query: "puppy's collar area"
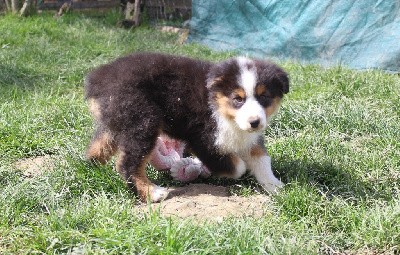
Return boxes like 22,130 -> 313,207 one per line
212,110 -> 263,154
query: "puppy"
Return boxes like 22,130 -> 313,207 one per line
85,52 -> 289,202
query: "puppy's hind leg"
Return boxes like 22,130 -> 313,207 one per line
86,126 -> 117,165
86,97 -> 118,164
116,127 -> 169,203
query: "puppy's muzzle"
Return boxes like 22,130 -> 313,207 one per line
249,118 -> 260,129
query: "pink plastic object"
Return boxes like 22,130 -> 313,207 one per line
149,134 -> 185,170
170,157 -> 211,182
149,134 -> 211,182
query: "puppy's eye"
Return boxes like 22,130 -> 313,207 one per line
233,96 -> 244,103
258,94 -> 271,105
232,96 -> 245,108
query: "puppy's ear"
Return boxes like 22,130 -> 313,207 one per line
206,62 -> 226,89
207,58 -> 239,89
206,76 -> 224,89
273,70 -> 289,95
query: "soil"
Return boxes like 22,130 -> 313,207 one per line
14,155 -> 58,177
138,183 -> 272,222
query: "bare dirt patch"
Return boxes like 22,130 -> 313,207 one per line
138,183 -> 272,222
14,155 -> 59,177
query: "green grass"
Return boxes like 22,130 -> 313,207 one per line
1,11 -> 399,254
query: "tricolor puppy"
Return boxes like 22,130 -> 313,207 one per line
85,52 -> 289,202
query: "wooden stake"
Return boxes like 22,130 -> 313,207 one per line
132,0 -> 140,26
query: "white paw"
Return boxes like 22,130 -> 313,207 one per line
261,178 -> 284,194
149,185 -> 169,202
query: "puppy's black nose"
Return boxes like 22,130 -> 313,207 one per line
250,119 -> 260,128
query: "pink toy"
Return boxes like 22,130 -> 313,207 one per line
149,134 -> 211,182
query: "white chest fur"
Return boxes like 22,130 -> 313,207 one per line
213,113 -> 261,155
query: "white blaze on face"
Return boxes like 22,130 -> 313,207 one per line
235,57 -> 267,131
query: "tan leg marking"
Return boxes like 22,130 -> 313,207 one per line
246,144 -> 284,193
218,155 -> 246,179
250,145 -> 267,158
117,152 -> 168,202
86,131 -> 117,164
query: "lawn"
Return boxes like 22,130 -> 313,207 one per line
0,11 -> 399,254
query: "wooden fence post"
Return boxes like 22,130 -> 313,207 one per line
133,0 -> 140,26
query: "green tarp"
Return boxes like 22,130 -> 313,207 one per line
189,0 -> 400,72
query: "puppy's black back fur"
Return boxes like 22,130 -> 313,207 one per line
86,53 -> 236,177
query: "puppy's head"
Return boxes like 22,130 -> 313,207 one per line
207,57 -> 289,132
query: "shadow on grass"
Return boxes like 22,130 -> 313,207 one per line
274,157 -> 394,202
0,63 -> 47,90
146,156 -> 392,201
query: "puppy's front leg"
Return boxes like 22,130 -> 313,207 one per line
244,143 -> 284,193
